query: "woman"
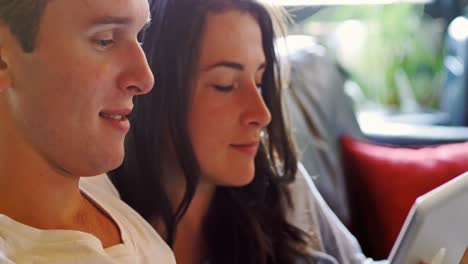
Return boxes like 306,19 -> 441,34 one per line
109,0 -> 375,263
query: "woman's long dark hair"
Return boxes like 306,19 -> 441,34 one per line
110,0 -> 313,263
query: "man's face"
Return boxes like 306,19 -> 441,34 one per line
0,0 -> 154,176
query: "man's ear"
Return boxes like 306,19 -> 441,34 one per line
0,24 -> 13,93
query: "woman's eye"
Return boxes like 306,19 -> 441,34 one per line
213,85 -> 234,93
256,84 -> 263,91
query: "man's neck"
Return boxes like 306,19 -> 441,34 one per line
0,132 -> 123,248
0,107 -> 122,248
0,125 -> 83,230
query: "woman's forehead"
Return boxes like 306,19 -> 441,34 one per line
198,10 -> 265,68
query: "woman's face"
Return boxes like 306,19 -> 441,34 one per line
189,10 -> 271,187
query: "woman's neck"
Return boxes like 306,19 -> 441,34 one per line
159,162 -> 216,264
173,182 -> 215,264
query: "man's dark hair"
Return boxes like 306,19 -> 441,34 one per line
0,0 -> 48,52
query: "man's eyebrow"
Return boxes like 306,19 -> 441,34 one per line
89,16 -> 134,27
203,61 -> 266,72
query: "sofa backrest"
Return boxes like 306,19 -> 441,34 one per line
284,37 -> 364,226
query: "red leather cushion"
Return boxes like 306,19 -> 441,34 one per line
341,135 -> 468,259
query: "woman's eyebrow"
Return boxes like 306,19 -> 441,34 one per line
257,63 -> 266,72
203,61 -> 244,72
203,61 -> 267,72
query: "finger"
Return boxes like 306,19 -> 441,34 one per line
430,248 -> 446,264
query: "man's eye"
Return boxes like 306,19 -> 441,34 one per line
94,39 -> 115,49
213,85 -> 234,93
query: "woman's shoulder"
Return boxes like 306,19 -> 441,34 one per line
286,163 -> 324,242
287,163 -> 321,214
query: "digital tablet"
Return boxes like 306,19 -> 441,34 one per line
388,171 -> 468,264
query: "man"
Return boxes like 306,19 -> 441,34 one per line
0,0 -> 175,263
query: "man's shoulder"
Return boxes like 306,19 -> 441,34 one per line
0,225 -> 14,264
0,214 -> 101,264
79,176 -> 176,264
79,176 -> 155,239
81,175 -> 120,198
0,249 -> 14,264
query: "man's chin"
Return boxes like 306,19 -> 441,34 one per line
77,153 -> 124,177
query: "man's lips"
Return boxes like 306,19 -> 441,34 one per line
99,108 -> 132,133
99,108 -> 132,120
230,142 -> 260,156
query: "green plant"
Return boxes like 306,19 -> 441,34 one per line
304,4 -> 445,109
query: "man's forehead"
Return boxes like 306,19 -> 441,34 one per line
36,0 -> 151,36
83,0 -> 149,16
46,0 -> 150,22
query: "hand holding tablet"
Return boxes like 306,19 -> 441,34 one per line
388,172 -> 468,264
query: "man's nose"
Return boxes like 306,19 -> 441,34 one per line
119,41 -> 155,96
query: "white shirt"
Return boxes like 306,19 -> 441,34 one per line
0,177 -> 176,264
287,164 -> 375,264
94,168 -> 381,264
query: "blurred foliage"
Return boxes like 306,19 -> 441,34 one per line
302,4 -> 445,109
